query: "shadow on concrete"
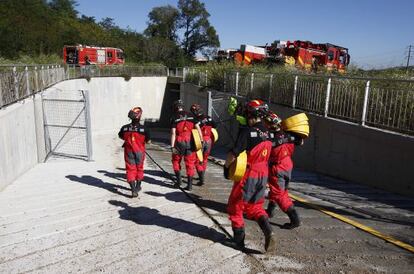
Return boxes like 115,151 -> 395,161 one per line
97,170 -> 126,182
108,199 -> 261,254
145,191 -> 227,214
66,175 -> 131,198
108,199 -> 227,245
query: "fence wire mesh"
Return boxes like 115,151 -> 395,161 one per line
42,89 -> 89,160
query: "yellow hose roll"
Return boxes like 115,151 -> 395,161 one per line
286,124 -> 310,138
229,151 -> 247,182
211,128 -> 219,143
192,129 -> 202,151
282,113 -> 309,129
196,149 -> 203,162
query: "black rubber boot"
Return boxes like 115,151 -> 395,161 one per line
281,206 -> 300,229
136,180 -> 142,193
197,171 -> 205,186
129,181 -> 138,198
266,201 -> 277,218
258,216 -> 276,252
232,227 -> 245,250
174,171 -> 181,188
185,176 -> 193,191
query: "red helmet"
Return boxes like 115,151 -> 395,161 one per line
245,99 -> 268,118
190,103 -> 203,117
128,107 -> 142,121
264,111 -> 282,129
173,100 -> 184,113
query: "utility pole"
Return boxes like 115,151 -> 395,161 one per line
406,45 -> 412,71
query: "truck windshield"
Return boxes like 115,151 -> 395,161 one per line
339,52 -> 348,65
117,51 -> 124,59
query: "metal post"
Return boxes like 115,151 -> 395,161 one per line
235,72 -> 239,96
47,65 -> 50,86
175,68 -> 178,77
13,66 -> 19,99
83,90 -> 93,161
183,67 -> 186,82
34,66 -> 39,91
198,72 -> 201,86
41,66 -> 44,89
205,70 -> 208,86
223,72 -> 227,92
292,75 -> 298,108
324,78 -> 332,117
268,74 -> 273,103
207,91 -> 212,117
361,80 -> 370,126
250,73 -> 254,93
0,76 -> 3,107
25,66 -> 30,96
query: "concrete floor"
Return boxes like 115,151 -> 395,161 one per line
0,133 -> 413,273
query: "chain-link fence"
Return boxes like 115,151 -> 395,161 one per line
185,69 -> 414,135
42,89 -> 92,161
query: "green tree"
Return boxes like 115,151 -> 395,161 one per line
144,5 -> 180,41
178,0 -> 220,56
48,0 -> 78,18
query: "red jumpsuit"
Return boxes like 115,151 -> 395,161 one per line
171,112 -> 197,177
118,123 -> 150,183
268,132 -> 297,212
227,123 -> 272,229
195,115 -> 216,173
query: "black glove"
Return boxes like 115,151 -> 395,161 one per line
223,166 -> 230,179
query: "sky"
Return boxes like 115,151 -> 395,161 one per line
76,0 -> 414,69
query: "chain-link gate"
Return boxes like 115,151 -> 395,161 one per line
42,89 -> 92,161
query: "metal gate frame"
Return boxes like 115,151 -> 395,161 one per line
42,89 -> 92,161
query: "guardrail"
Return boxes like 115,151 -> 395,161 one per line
0,65 -> 168,109
185,70 -> 414,136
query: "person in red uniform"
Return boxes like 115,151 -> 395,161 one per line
171,100 -> 203,190
118,107 -> 151,198
223,100 -> 276,252
190,104 -> 217,186
264,111 -> 303,229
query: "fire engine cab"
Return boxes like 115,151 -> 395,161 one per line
63,45 -> 125,66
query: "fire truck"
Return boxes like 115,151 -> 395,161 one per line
216,40 -> 350,72
63,45 -> 125,66
281,40 -> 350,73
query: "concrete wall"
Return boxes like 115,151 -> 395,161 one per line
0,98 -> 39,190
181,84 -> 414,197
0,76 -> 168,191
49,77 -> 168,135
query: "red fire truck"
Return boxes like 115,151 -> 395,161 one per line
282,40 -> 350,73
63,45 -> 125,66
216,40 -> 350,72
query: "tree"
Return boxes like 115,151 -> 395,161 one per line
144,5 -> 180,41
178,0 -> 219,56
99,17 -> 116,31
48,0 -> 78,18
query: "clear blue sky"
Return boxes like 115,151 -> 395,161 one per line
76,0 -> 414,69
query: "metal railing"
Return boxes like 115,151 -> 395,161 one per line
184,70 -> 414,135
0,65 -> 168,109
